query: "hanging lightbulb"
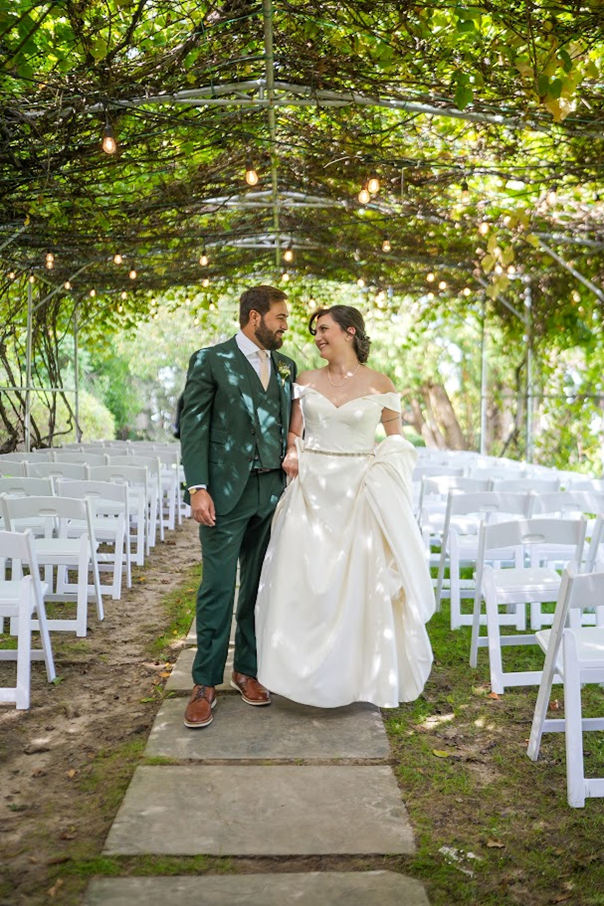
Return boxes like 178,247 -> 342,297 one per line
121,290 -> 127,300
283,240 -> 294,263
460,180 -> 470,203
118,304 -> 123,312
129,268 -> 137,280
281,271 -> 290,283
245,156 -> 259,186
427,291 -> 435,300
113,253 -> 123,265
507,264 -> 516,275
202,277 -> 210,288
199,248 -> 209,267
209,303 -> 216,311
381,236 -> 391,253
185,297 -> 191,305
478,221 -> 489,235
426,272 -> 435,283
494,264 -> 503,275
367,174 -> 380,194
462,287 -> 471,296
438,280 -> 447,290
102,124 -> 117,154
357,277 -> 366,288
28,274 -> 35,283
547,184 -> 558,206
8,271 -> 15,280
45,251 -> 54,269
90,288 -> 96,297
358,185 -> 371,204
64,280 -> 72,290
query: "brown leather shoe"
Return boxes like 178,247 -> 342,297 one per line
183,684 -> 217,728
230,671 -> 271,706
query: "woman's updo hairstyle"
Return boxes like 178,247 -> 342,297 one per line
309,305 -> 371,364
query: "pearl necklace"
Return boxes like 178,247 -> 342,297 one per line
326,361 -> 361,387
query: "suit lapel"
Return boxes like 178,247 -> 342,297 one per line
272,352 -> 291,431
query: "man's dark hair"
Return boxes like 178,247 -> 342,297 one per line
239,285 -> 287,327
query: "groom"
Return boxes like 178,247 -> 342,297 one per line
179,285 -> 297,728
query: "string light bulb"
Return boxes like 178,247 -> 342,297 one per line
245,156 -> 259,186
358,185 -> 371,204
102,124 -> 117,155
507,264 -> 516,275
426,272 -> 435,283
460,180 -> 470,203
357,278 -> 366,288
202,277 -> 210,288
281,271 -> 290,283
438,280 -> 447,290
283,240 -> 294,263
367,174 -> 380,194
199,247 -> 209,267
121,290 -> 127,300
28,274 -> 35,283
45,251 -> 54,269
8,270 -> 15,280
113,253 -> 123,265
547,184 -> 558,206
381,236 -> 391,253
64,280 -> 72,290
90,288 -> 96,297
462,287 -> 471,296
129,268 -> 137,280
479,222 -> 489,235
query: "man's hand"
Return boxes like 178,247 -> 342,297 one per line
282,445 -> 299,479
190,488 -> 216,526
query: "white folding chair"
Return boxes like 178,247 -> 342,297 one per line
470,517 -> 587,694
52,451 -> 108,466
55,479 -> 130,598
0,477 -> 55,535
0,529 -> 56,709
0,459 -> 28,477
27,461 -> 90,486
0,495 -> 104,637
105,455 -> 162,545
527,567 -> 604,807
492,477 -> 561,493
436,491 -> 534,629
88,465 -> 148,565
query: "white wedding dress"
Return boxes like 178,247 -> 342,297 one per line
255,386 -> 435,708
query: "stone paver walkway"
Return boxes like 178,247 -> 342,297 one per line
83,620 -> 431,905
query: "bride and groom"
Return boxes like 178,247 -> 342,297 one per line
179,284 -> 435,728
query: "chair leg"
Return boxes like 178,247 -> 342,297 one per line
75,545 -> 89,637
15,582 -> 32,709
527,653 -> 556,761
563,633 -> 586,807
469,588 -> 482,668
34,589 -> 56,683
484,581 -> 506,695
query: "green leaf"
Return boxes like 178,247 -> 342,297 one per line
454,83 -> 473,110
456,19 -> 476,33
537,73 -> 550,96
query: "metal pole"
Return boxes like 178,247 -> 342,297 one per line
73,305 -> 81,442
262,0 -> 282,267
479,298 -> 488,455
25,279 -> 33,452
524,280 -> 533,463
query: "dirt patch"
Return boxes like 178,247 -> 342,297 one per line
0,520 -> 201,905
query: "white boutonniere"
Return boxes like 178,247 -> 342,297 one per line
277,361 -> 292,381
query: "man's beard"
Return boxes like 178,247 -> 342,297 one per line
254,316 -> 284,350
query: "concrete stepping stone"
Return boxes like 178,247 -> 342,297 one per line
165,647 -> 234,693
84,872 -> 430,905
185,617 -> 235,647
145,696 -> 389,760
103,765 -> 415,856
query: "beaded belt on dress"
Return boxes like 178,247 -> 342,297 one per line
303,447 -> 375,457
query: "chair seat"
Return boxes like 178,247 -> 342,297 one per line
0,579 -> 49,604
492,566 -> 561,596
536,627 -> 604,668
33,538 -> 89,559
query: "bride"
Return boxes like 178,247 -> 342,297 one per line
255,304 -> 435,708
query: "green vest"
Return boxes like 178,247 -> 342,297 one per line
244,360 -> 283,470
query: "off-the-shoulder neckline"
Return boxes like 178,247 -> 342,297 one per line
297,385 -> 399,410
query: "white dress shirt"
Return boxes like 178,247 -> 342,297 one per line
236,331 -> 272,381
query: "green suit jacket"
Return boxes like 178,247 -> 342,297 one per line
180,336 -> 298,515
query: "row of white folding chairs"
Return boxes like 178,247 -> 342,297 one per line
0,494 -> 104,638
0,528 -> 56,709
0,472 -> 146,574
433,489 -> 604,630
2,449 -> 181,533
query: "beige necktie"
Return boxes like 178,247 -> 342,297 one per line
258,349 -> 270,390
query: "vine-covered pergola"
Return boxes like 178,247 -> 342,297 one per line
2,1 -> 604,452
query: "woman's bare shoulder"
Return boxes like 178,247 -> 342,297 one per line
296,368 -> 324,386
361,366 -> 397,394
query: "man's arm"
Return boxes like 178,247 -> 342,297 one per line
180,348 -> 215,493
